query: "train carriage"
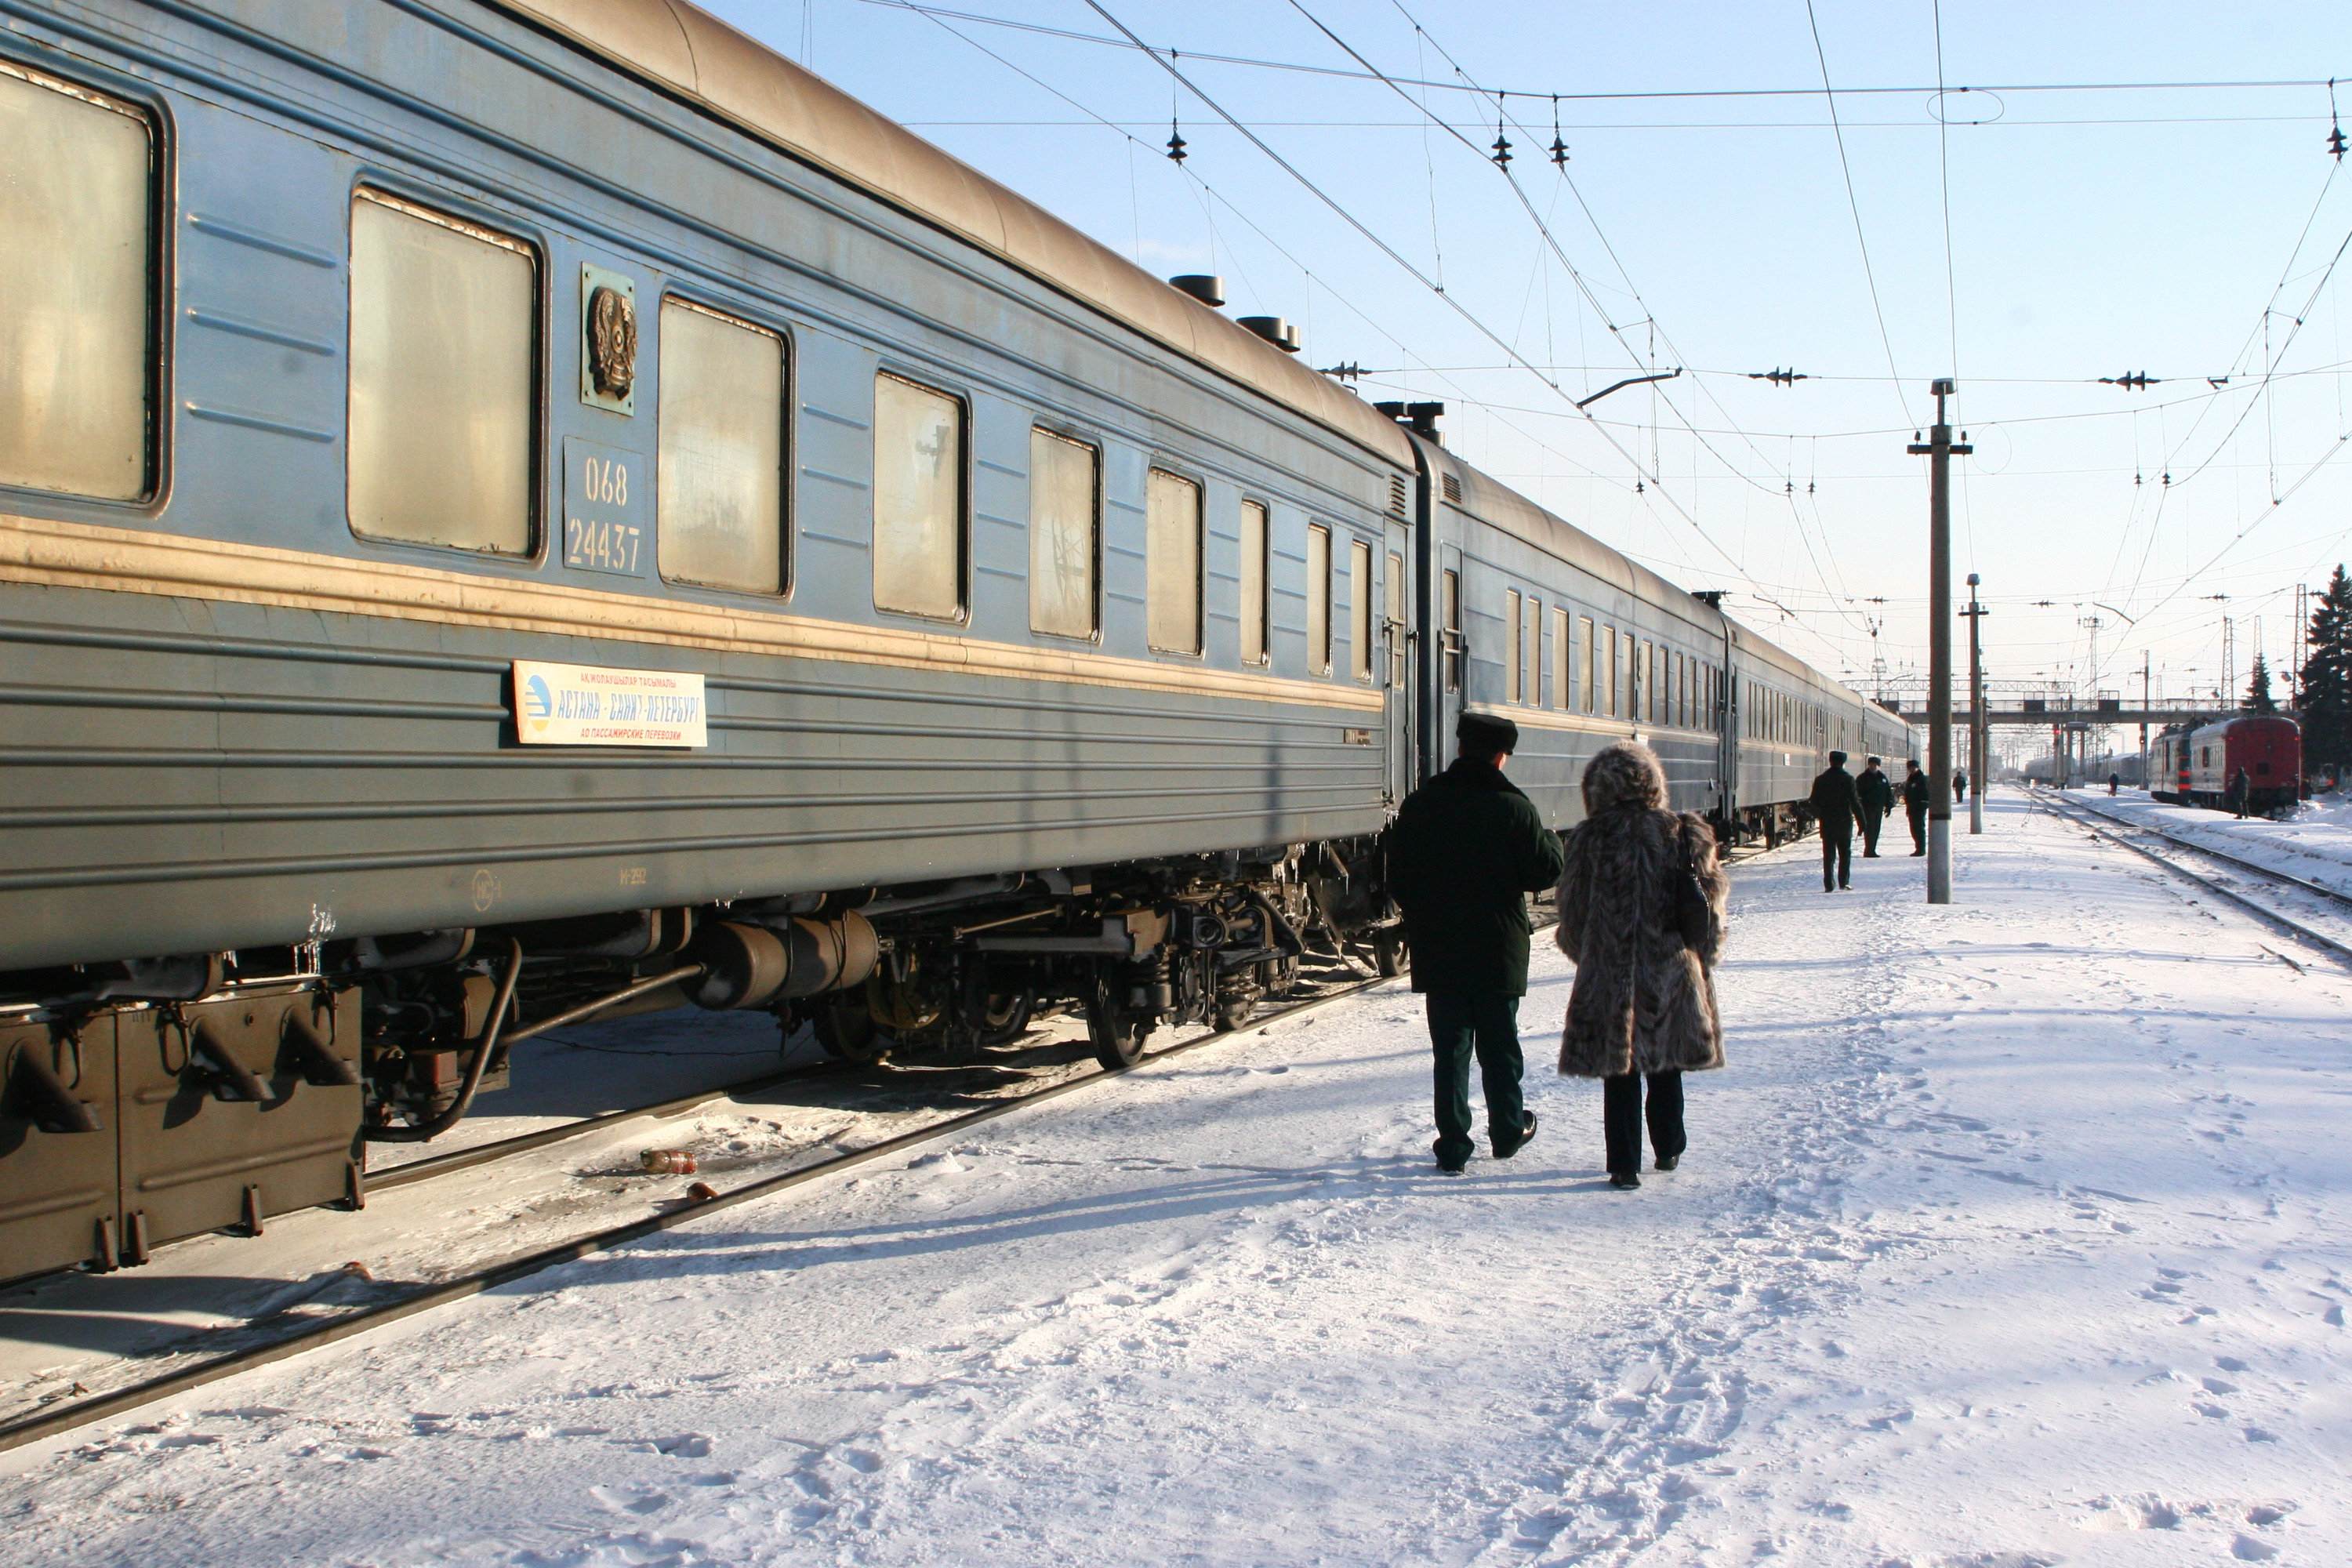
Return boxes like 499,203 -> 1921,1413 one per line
0,0 -> 1414,1281
2,0 -> 1916,1288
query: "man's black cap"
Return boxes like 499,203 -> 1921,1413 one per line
1457,712 -> 1519,756
1829,750 -> 1848,767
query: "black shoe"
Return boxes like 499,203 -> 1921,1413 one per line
1823,884 -> 1835,894
1609,1171 -> 1641,1190
1910,848 -> 1926,856
1863,851 -> 1879,857
1655,1153 -> 1680,1171
1839,882 -> 1850,891
1437,1160 -> 1465,1174
1494,1111 -> 1538,1160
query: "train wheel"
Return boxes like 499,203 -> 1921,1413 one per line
811,996 -> 890,1065
1087,977 -> 1149,1071
1373,928 -> 1407,978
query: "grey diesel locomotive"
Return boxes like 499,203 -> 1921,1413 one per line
0,0 -> 1908,1282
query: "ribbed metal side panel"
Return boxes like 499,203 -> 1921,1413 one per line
0,584 -> 1389,969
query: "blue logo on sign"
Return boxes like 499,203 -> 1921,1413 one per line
524,674 -> 554,724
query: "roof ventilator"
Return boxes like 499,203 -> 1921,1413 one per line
1237,316 -> 1301,354
1168,274 -> 1225,307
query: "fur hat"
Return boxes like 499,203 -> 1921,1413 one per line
1582,740 -> 1668,813
1828,750 -> 1848,767
1457,711 -> 1519,757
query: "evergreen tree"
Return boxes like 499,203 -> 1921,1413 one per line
2300,564 -> 2352,782
2244,653 -> 2277,713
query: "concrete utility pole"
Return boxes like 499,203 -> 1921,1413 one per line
1963,574 -> 1987,833
1909,380 -> 1970,903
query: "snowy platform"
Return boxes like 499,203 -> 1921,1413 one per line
2062,787 -> 2352,898
3,788 -> 2347,1565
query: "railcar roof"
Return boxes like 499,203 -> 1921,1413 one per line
488,0 -> 1414,470
1433,440 -> 1877,705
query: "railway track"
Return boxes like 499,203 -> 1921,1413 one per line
2033,789 -> 2352,967
0,963 -> 1402,1455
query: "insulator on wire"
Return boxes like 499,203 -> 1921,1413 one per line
1491,129 -> 1512,168
1166,124 -> 1187,164
1551,135 -> 1570,165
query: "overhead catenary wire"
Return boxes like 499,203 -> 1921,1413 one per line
854,3 -> 2351,107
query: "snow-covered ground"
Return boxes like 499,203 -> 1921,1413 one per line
2066,789 -> 2352,897
4,786 -> 2348,1566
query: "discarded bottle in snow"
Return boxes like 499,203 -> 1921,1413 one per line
639,1149 -> 697,1174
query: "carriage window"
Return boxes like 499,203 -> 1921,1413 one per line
658,299 -> 785,593
1240,500 -> 1270,666
1503,590 -> 1521,702
1350,538 -> 1374,683
1604,626 -> 1619,717
1552,607 -> 1570,709
1029,428 -> 1098,638
1523,596 -> 1541,706
350,193 -> 536,553
0,64 -> 152,500
1148,468 -> 1202,655
1387,550 -> 1405,688
1443,570 -> 1462,691
1305,524 -> 1333,674
873,372 -> 965,619
1581,617 -> 1596,713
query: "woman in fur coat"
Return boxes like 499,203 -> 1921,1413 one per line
1554,741 -> 1730,1189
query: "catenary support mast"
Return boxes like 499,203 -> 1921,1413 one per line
1911,381 -> 1970,902
1964,573 -> 1987,834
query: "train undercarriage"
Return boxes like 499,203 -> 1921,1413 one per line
0,838 -> 1400,1286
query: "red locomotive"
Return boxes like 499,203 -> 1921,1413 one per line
2153,715 -> 2303,813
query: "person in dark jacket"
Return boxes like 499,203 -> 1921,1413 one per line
1856,757 -> 1895,857
1807,751 -> 1860,891
1901,759 -> 1930,855
1387,712 -> 1567,1173
2229,767 -> 2252,818
1555,742 -> 1729,1189
2109,771 -> 2120,796
1952,767 -> 1969,804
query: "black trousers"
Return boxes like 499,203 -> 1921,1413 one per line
1820,817 -> 1853,889
1906,804 -> 1927,851
1604,1070 -> 1686,1174
1859,808 -> 1884,855
1425,991 -> 1524,1167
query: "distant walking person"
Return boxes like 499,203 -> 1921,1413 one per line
1901,759 -> 1930,855
1952,767 -> 1969,804
1554,742 -> 1728,1190
1387,713 -> 1566,1174
1857,756 -> 1895,857
2229,766 -> 2253,818
2109,771 -> 2121,796
1809,750 -> 1860,891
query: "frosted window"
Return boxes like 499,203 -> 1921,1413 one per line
1029,427 -> 1097,637
0,66 -> 151,499
1523,596 -> 1541,705
873,372 -> 964,618
1581,618 -> 1596,713
1503,590 -> 1520,702
1387,551 -> 1406,688
1350,539 -> 1374,683
1306,524 -> 1333,674
1147,469 -> 1201,655
350,196 -> 535,553
1442,571 -> 1461,691
658,299 -> 784,593
1552,607 -> 1570,709
1240,500 -> 1269,666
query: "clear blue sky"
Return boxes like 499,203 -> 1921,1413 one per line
707,0 -> 2352,710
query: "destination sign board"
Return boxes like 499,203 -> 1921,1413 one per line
511,660 -> 706,748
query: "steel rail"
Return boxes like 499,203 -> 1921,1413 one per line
2060,797 -> 2352,910
0,968 -> 1400,1455
2032,789 -> 2352,967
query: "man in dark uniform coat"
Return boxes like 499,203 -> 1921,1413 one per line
1808,750 -> 1860,891
2229,767 -> 2253,818
1856,756 -> 1895,857
1387,713 -> 1566,1173
1901,759 -> 1930,855
1952,767 -> 1969,803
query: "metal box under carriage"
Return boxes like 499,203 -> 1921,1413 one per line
1,990 -> 362,1279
